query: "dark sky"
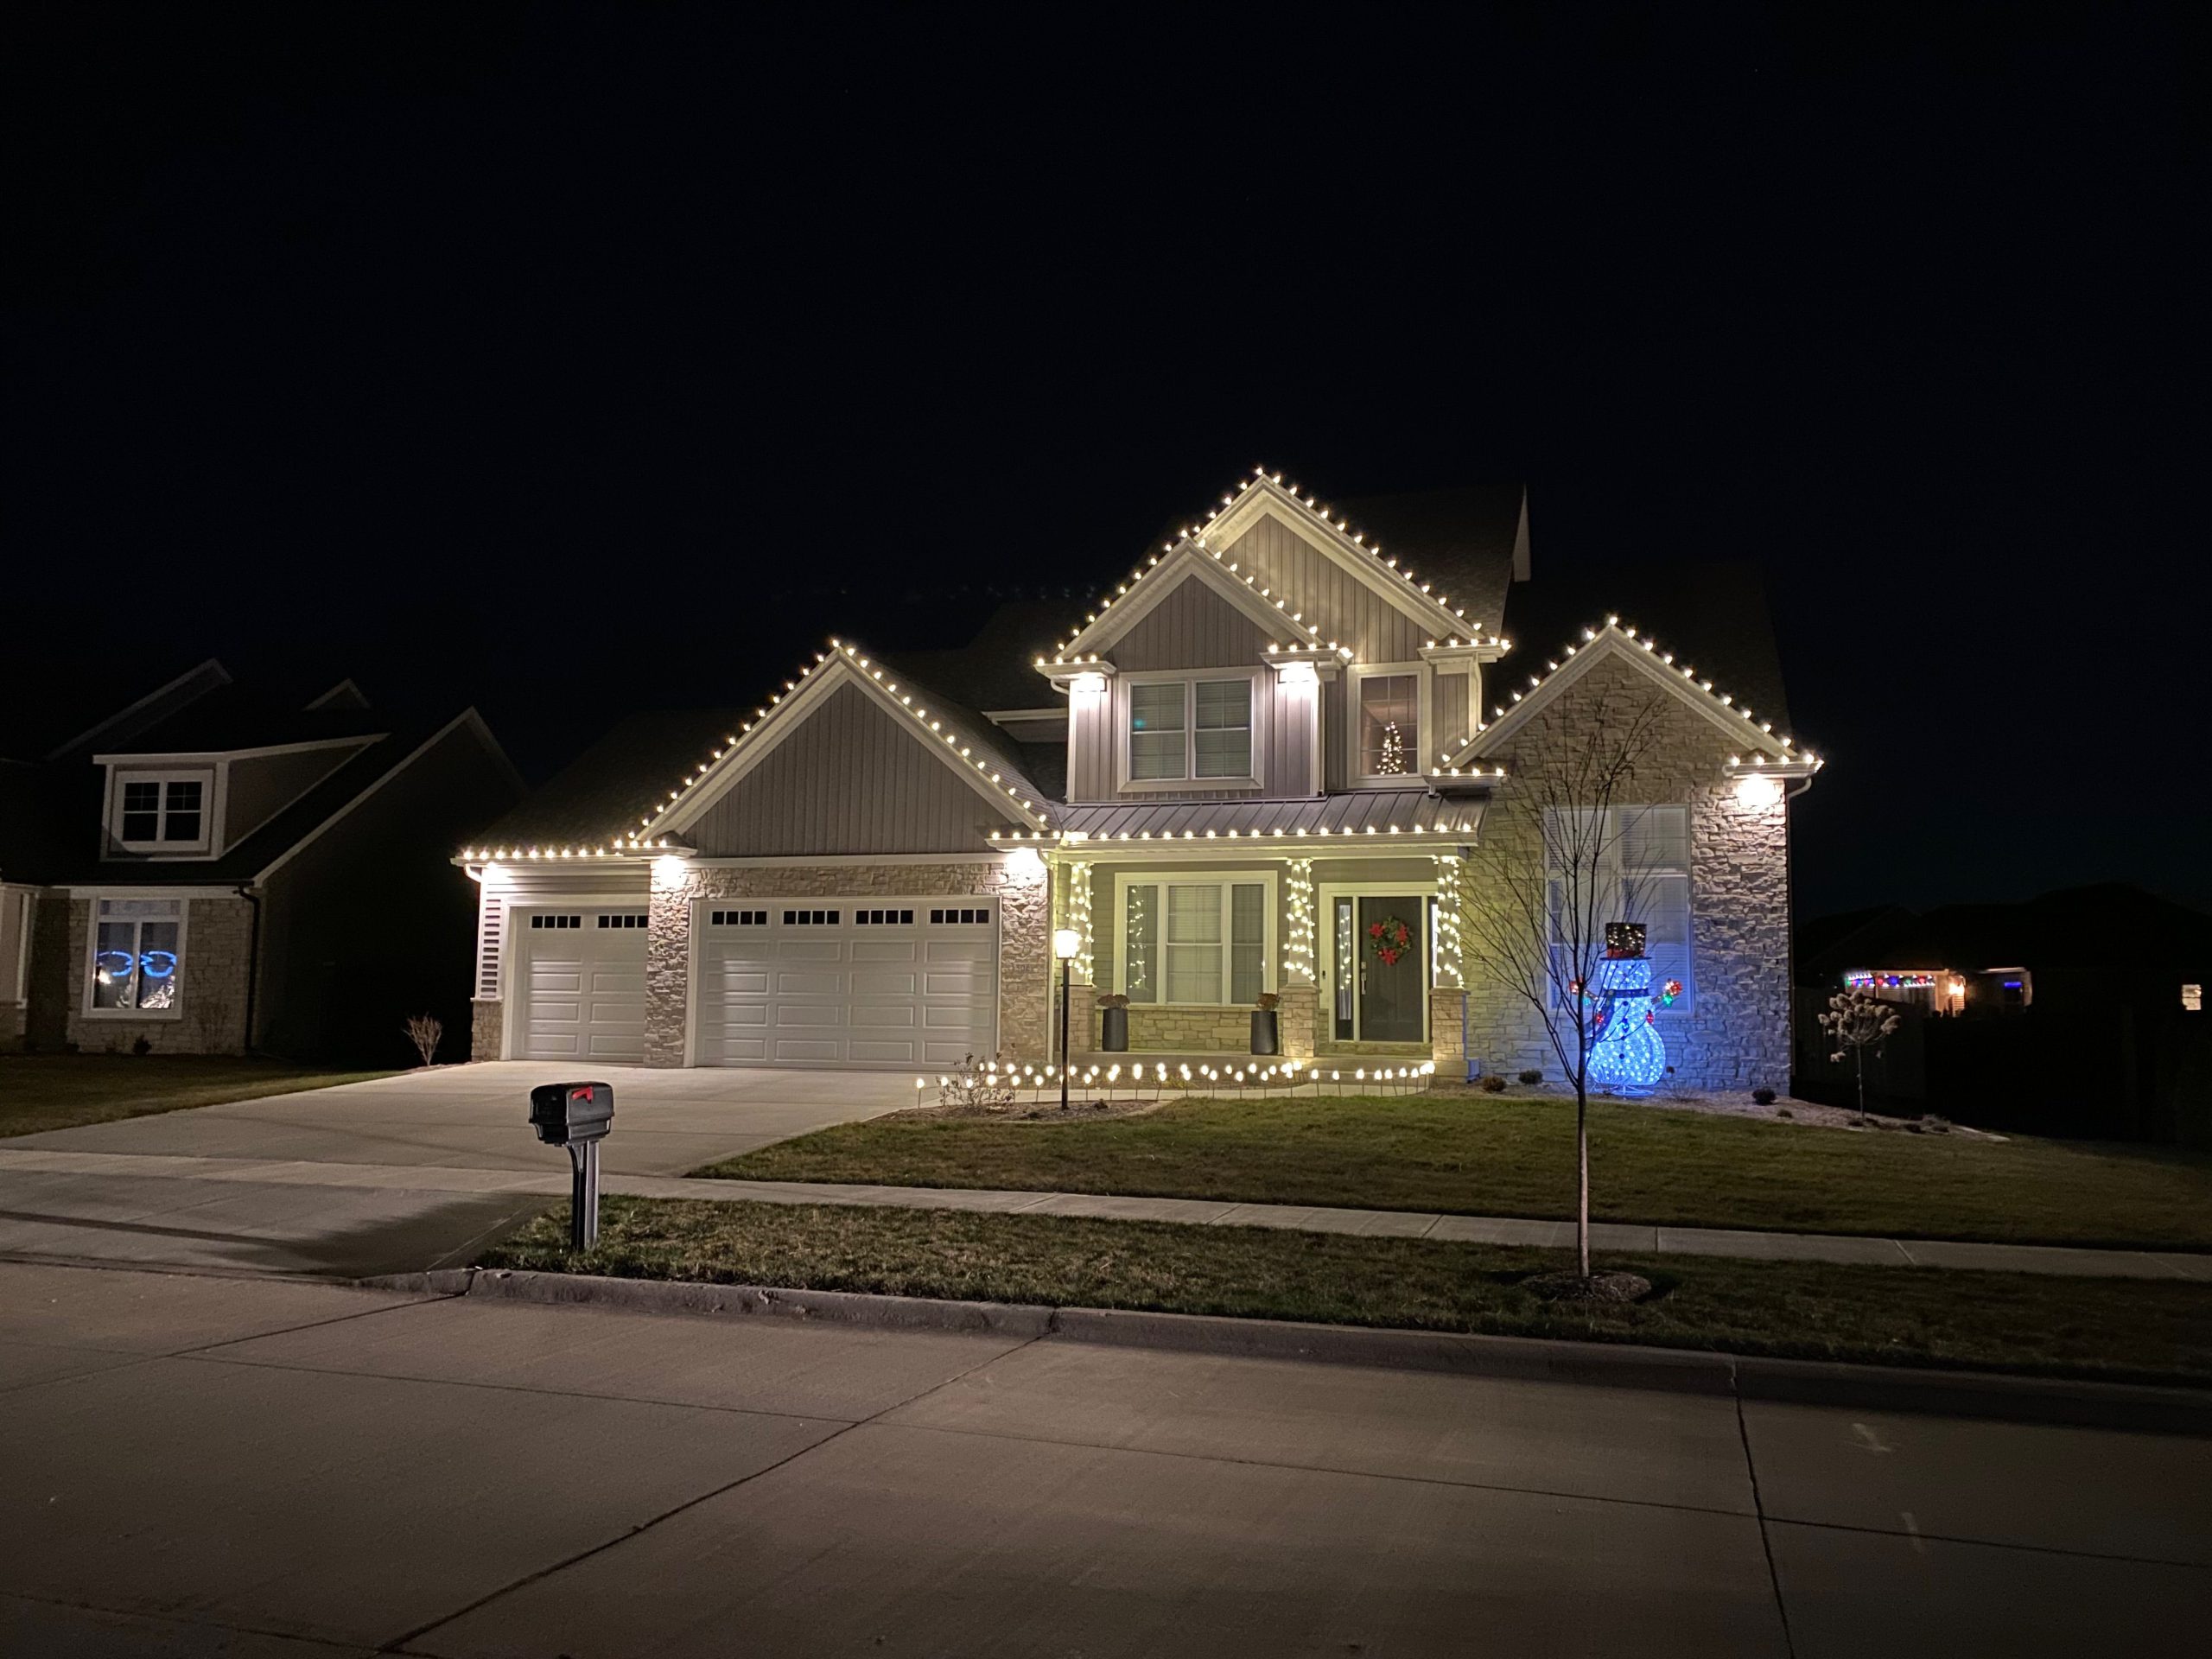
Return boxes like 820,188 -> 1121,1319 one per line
4,4 -> 2204,918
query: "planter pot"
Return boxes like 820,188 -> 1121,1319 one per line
1099,1007 -> 1128,1052
1249,1010 -> 1280,1056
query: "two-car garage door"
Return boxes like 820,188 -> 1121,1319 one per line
696,899 -> 997,1067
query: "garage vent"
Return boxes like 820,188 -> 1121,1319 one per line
930,907 -> 991,925
710,909 -> 768,926
855,908 -> 914,925
474,891 -> 504,999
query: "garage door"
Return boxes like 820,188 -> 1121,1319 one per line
696,900 -> 997,1067
514,908 -> 649,1061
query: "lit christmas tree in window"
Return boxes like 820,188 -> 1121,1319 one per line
1377,720 -> 1405,775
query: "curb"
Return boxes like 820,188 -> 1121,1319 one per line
357,1268 -> 2212,1434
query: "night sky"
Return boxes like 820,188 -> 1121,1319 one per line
5,6 -> 2202,918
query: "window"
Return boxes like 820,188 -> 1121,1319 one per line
88,898 -> 185,1015
929,906 -> 990,925
1357,674 -> 1420,779
854,908 -> 914,925
1126,677 -> 1254,783
1544,805 -> 1694,1011
1119,877 -> 1271,1004
710,910 -> 768,926
530,914 -> 582,930
114,773 -> 208,849
782,909 -> 841,925
596,912 -> 647,929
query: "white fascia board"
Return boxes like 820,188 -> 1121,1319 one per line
94,735 -> 382,766
1053,543 -> 1324,661
1446,630 -> 1793,768
1197,479 -> 1469,639
658,656 -> 1043,838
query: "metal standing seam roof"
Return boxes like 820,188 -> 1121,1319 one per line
1053,790 -> 1484,843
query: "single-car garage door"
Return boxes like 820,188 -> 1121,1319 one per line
514,908 -> 649,1061
696,899 -> 997,1067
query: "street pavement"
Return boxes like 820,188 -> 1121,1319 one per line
0,1259 -> 2204,1656
0,1063 -> 915,1274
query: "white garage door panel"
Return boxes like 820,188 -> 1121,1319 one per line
696,899 -> 997,1068
516,911 -> 650,1063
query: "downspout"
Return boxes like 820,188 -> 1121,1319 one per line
234,884 -> 263,1054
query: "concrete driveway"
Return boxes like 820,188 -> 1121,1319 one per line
0,1064 -> 913,1277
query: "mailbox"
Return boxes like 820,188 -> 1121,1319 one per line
528,1080 -> 613,1249
530,1081 -> 614,1147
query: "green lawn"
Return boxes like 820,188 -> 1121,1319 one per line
482,1197 -> 2212,1388
0,1055 -> 397,1138
701,1093 -> 2212,1252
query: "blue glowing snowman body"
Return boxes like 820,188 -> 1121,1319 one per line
1583,923 -> 1675,1090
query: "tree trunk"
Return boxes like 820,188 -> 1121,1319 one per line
1576,1082 -> 1590,1277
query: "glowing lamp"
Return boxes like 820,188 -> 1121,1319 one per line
1734,772 -> 1785,808
1069,671 -> 1108,696
1053,928 -> 1082,962
1277,659 -> 1319,687
1005,845 -> 1045,877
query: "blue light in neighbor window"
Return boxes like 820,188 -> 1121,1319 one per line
141,950 -> 178,980
2003,980 -> 2022,989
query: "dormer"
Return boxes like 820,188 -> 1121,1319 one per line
97,736 -> 378,862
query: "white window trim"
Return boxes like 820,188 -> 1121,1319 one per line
1318,880 -> 1436,1043
107,767 -> 218,856
1344,662 -> 1432,788
81,894 -> 191,1021
1543,805 -> 1695,1015
1112,868 -> 1277,1006
1115,668 -> 1263,793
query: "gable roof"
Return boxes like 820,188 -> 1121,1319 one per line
462,640 -> 1058,859
1043,467 -> 1518,667
1048,537 -> 1327,663
1447,620 -> 1815,772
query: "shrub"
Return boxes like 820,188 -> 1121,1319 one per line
1096,992 -> 1129,1010
1751,1086 -> 1777,1106
1516,1068 -> 1543,1085
131,1036 -> 153,1057
1478,1073 -> 1509,1093
938,1053 -> 1016,1112
1255,991 -> 1281,1011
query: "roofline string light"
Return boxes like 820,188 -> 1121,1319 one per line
1039,465 -> 1491,666
1478,617 -> 1820,768
458,639 -> 1058,862
987,820 -> 1478,842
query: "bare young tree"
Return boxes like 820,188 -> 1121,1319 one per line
1817,989 -> 1900,1125
1459,690 -> 1669,1280
404,1014 -> 443,1068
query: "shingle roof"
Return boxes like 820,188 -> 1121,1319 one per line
467,708 -> 751,851
1336,485 -> 1527,637
1053,790 -> 1483,842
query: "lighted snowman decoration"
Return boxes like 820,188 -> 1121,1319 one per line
1579,922 -> 1681,1090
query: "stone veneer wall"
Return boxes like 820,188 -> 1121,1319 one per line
1429,987 -> 1469,1077
471,998 -> 503,1062
1459,656 -> 1792,1093
1119,1004 -> 1252,1051
644,859 -> 1052,1066
63,894 -> 255,1055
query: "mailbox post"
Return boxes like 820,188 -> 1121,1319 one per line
529,1081 -> 614,1249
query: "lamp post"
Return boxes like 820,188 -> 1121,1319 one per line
1053,927 -> 1081,1111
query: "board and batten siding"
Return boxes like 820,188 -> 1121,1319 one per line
690,682 -> 1010,855
224,744 -> 361,846
1218,514 -> 1430,664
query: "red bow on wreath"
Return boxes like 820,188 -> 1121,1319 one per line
1367,917 -> 1413,967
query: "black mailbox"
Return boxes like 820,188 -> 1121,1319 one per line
530,1080 -> 614,1147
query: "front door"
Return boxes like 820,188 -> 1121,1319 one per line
1328,893 -> 1427,1042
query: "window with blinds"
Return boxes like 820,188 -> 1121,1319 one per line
1544,804 -> 1694,1011
1121,878 -> 1270,1004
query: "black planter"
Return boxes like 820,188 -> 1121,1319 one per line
1249,1010 -> 1280,1055
1099,1007 -> 1128,1052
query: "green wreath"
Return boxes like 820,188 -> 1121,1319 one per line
1366,916 -> 1413,967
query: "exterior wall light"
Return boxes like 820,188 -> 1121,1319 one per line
1277,660 -> 1319,686
1005,845 -> 1046,878
1733,772 -> 1785,808
1070,671 -> 1108,696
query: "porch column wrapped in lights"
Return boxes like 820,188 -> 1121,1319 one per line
1430,852 -> 1464,988
1283,857 -> 1316,986
1063,858 -> 1094,986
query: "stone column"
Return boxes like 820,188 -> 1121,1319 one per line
643,856 -> 698,1068
470,1000 -> 503,1061
1278,985 -> 1319,1059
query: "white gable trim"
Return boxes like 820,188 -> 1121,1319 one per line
1445,627 -> 1796,767
657,655 -> 1044,837
1198,477 -> 1471,639
1056,541 -> 1324,659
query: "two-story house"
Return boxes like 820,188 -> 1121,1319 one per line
2,661 -> 520,1062
461,469 -> 1815,1089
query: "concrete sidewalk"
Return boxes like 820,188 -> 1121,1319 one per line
2,1258 -> 2206,1656
5,1144 -> 2208,1281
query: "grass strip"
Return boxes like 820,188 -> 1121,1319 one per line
700,1092 -> 2212,1251
0,1055 -> 397,1137
481,1196 -> 2212,1388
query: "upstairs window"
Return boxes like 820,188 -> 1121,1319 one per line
1357,674 -> 1420,779
1126,677 -> 1254,784
113,772 -> 211,852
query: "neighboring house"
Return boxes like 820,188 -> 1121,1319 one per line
463,468 -> 1815,1087
2,662 -> 521,1063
